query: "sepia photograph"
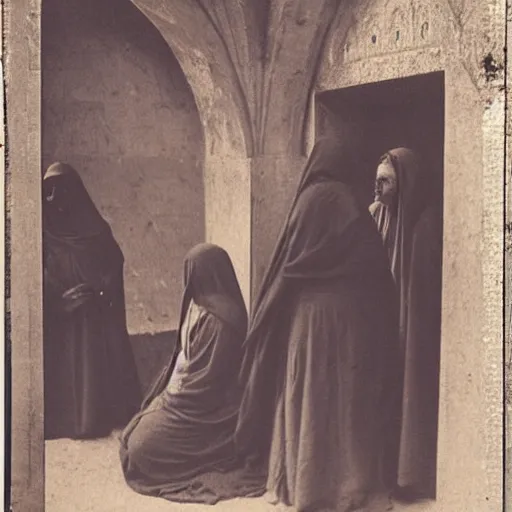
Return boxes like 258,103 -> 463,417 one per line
4,0 -> 508,511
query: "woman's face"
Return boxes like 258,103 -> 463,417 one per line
374,159 -> 397,206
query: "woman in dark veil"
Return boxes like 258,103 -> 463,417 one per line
43,162 -> 141,440
235,138 -> 402,512
370,148 -> 443,500
119,243 -> 252,505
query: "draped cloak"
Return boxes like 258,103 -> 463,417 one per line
119,243 -> 254,504
235,138 -> 402,511
370,148 -> 443,498
43,162 -> 141,440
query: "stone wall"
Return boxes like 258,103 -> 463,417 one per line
506,4 -> 512,499
6,0 -> 43,509
42,0 -> 205,334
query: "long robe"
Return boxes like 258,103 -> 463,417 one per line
43,162 -> 141,440
236,138 -> 402,512
119,243 -> 257,504
371,148 -> 443,498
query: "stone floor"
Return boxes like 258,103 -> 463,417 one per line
45,432 -> 278,512
45,434 -> 428,512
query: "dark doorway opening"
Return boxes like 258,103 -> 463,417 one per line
315,71 -> 444,206
316,71 -> 445,501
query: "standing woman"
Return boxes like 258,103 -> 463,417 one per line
236,138 -> 402,512
43,162 -> 141,440
370,148 -> 443,500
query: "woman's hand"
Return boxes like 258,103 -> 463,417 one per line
61,283 -> 95,313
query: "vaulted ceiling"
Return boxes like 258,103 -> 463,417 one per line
131,0 -> 345,157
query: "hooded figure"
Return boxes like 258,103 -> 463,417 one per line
42,162 -> 141,440
370,148 -> 443,500
119,243 -> 253,504
235,138 -> 402,512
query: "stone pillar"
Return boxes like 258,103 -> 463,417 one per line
6,0 -> 45,510
434,59 -> 503,510
250,153 -> 307,303
203,152 -> 251,310
201,150 -> 310,312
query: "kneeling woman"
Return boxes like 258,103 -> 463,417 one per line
119,243 -> 249,504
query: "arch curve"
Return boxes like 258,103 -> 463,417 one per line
131,0 -> 256,157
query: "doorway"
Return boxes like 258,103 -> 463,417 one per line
316,72 -> 444,205
316,71 -> 445,500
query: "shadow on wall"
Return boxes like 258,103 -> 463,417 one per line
130,331 -> 177,395
42,0 -> 205,335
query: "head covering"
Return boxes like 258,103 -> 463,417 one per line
182,243 -> 248,335
297,136 -> 360,191
42,162 -> 124,290
43,162 -> 113,239
386,148 -> 430,224
371,148 -> 435,345
141,243 -> 248,410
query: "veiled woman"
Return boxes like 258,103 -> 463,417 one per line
235,138 -> 402,512
119,243 -> 252,504
370,148 -> 443,500
43,162 -> 141,440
